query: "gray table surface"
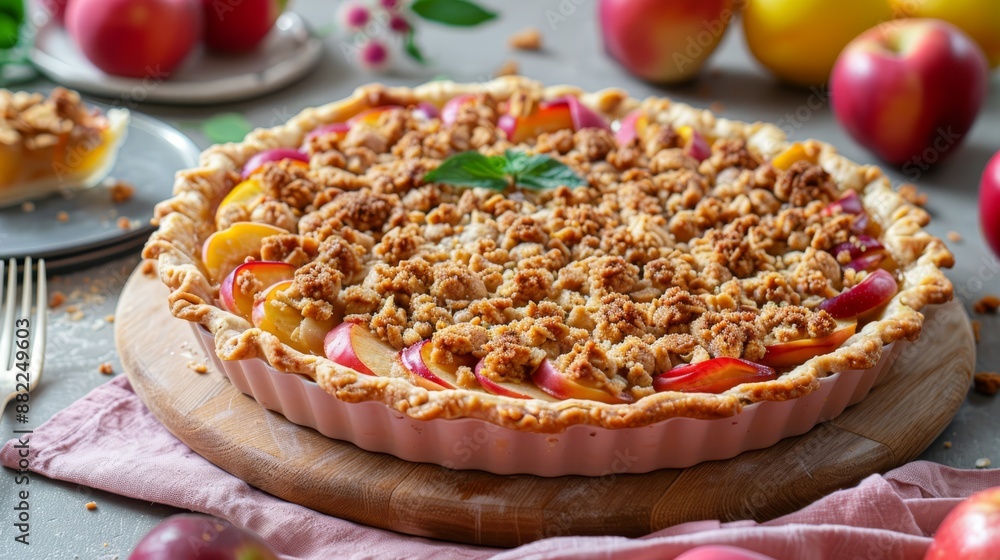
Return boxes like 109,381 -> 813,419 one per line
2,1 -> 999,558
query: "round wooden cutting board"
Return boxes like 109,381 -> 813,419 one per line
117,268 -> 974,548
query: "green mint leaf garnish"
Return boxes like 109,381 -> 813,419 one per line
423,150 -> 586,192
503,150 -> 587,191
423,151 -> 508,191
411,0 -> 497,27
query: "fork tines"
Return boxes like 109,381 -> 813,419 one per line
0,258 -> 47,376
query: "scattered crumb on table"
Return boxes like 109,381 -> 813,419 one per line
49,291 -> 66,309
495,59 -> 519,77
508,27 -> 542,51
709,101 -> 726,114
972,320 -> 982,343
98,363 -> 113,375
943,441 -> 952,449
187,362 -> 209,374
85,501 -> 97,511
973,295 -> 1000,314
898,184 -> 928,207
108,180 -> 135,204
20,201 -> 34,213
56,211 -> 69,223
104,315 -> 115,323
973,372 -> 1000,396
975,458 -> 992,469
117,216 -> 132,231
140,260 -> 157,277
947,231 -> 962,242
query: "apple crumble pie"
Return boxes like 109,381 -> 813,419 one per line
144,77 -> 952,431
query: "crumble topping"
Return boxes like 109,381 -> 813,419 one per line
0,88 -> 105,149
209,91 -> 910,401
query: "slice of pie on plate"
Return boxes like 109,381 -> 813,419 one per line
0,87 -> 129,208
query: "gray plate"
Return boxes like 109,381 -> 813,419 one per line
30,13 -> 323,105
0,110 -> 199,260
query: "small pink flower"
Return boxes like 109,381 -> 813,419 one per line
380,0 -> 400,9
389,15 -> 410,34
359,40 -> 390,71
338,2 -> 371,30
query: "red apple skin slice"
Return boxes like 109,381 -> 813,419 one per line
818,269 -> 898,320
541,96 -> 610,132
822,190 -> 864,216
219,261 -> 296,321
530,360 -> 631,404
473,359 -> 558,401
399,339 -> 480,391
323,322 -> 396,377
615,110 -> 648,145
844,252 -> 886,272
831,235 -> 884,260
498,104 -> 575,144
759,321 -> 858,368
653,358 -> 777,394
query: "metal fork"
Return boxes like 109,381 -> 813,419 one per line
1,258 -> 47,411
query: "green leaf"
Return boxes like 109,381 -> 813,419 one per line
411,0 -> 497,27
404,30 -> 426,64
0,0 -> 24,24
0,13 -> 19,50
201,113 -> 253,144
424,151 -> 508,191
503,150 -> 587,191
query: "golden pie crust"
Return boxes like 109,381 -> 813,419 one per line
143,77 -> 953,432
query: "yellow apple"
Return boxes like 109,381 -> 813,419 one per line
743,0 -> 893,86
891,0 -> 1000,67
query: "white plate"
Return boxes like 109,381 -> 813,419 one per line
30,13 -> 323,105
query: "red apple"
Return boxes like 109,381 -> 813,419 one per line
653,358 -> 776,394
979,149 -> 1000,259
925,486 -> 1000,560
599,0 -> 735,83
219,261 -> 295,320
473,359 -> 558,401
830,19 -> 988,167
818,269 -> 898,320
37,0 -> 70,24
399,339 -> 480,391
759,321 -> 857,368
128,514 -> 279,560
66,0 -> 202,78
530,360 -> 631,404
202,0 -> 285,53
323,321 -> 396,377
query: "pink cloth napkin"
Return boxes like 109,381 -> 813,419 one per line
3,377 -> 998,560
